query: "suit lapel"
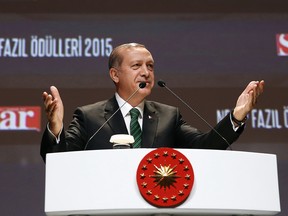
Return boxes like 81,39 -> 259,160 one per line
142,101 -> 158,148
104,96 -> 128,135
104,98 -> 158,148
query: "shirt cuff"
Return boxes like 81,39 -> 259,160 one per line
230,113 -> 244,132
47,123 -> 63,144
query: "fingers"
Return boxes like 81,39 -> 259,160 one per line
249,88 -> 257,107
42,86 -> 61,118
248,80 -> 265,107
43,95 -> 55,117
257,80 -> 265,96
42,86 -> 64,136
234,80 -> 264,119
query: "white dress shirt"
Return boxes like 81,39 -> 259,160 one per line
115,92 -> 144,135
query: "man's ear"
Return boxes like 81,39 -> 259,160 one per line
109,68 -> 119,83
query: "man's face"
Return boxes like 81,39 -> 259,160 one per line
113,47 -> 155,101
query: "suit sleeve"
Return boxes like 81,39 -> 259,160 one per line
175,111 -> 244,150
40,126 -> 67,162
40,107 -> 88,162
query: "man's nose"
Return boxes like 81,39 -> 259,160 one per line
140,66 -> 150,76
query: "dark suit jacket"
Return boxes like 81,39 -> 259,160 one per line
41,96 -> 244,162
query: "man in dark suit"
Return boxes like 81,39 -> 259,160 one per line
41,43 -> 264,162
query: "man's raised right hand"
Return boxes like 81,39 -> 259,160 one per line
42,86 -> 64,136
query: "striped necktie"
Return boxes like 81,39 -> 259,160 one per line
130,108 -> 142,148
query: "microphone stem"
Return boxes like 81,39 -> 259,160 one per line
84,85 -> 141,150
162,85 -> 232,150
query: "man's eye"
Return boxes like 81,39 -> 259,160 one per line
132,64 -> 140,69
147,64 -> 154,70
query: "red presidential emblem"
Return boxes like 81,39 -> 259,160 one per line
136,148 -> 194,207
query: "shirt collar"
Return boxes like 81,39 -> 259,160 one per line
115,92 -> 144,118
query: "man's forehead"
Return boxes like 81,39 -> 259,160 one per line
121,47 -> 153,60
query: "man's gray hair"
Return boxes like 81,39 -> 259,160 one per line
108,43 -> 146,69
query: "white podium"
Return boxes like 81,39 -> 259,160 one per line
45,149 -> 281,216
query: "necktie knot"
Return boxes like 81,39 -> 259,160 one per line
130,108 -> 140,119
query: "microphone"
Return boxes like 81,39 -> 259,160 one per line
157,80 -> 232,150
84,82 -> 147,150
